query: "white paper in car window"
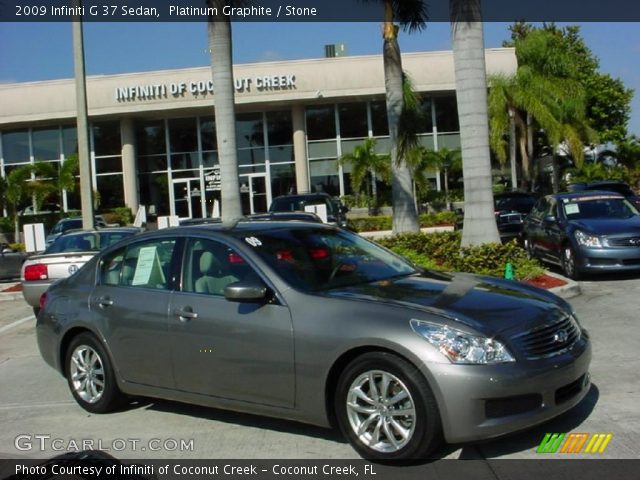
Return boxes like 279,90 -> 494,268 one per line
565,203 -> 580,215
131,246 -> 157,285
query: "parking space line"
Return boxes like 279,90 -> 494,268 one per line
0,315 -> 35,335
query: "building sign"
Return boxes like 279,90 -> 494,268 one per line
205,166 -> 221,192
115,74 -> 296,102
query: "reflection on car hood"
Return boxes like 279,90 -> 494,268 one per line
325,271 -> 569,336
570,217 -> 640,235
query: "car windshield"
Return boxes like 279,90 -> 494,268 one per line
51,219 -> 82,234
237,227 -> 417,291
562,197 -> 639,220
271,197 -> 334,214
494,196 -> 536,213
587,184 -> 635,197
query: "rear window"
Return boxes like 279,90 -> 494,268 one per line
271,196 -> 333,214
45,233 -> 99,254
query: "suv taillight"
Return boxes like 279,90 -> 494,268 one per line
24,264 -> 48,281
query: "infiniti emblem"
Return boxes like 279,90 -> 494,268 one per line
630,238 -> 640,246
554,330 -> 569,343
68,264 -> 78,275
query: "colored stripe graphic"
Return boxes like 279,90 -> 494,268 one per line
560,433 -> 589,453
584,433 -> 613,454
537,433 -> 566,453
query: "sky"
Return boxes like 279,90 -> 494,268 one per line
1,21 -> 639,136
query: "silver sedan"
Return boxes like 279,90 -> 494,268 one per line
36,221 -> 591,460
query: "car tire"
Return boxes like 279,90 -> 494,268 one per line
561,243 -> 581,280
334,352 -> 442,460
65,333 -> 124,414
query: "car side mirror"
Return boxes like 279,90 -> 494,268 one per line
543,214 -> 557,225
340,205 -> 349,214
224,281 -> 268,303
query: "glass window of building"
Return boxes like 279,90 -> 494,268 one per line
310,158 -> 340,196
2,130 -> 30,164
62,126 -> 78,157
435,95 -> 460,132
96,174 -> 124,209
93,121 -> 121,156
138,172 -> 170,216
306,105 -> 336,140
169,118 -> 198,153
95,157 -> 123,174
136,120 -> 166,156
418,98 -> 434,133
338,103 -> 368,139
370,101 -> 389,136
200,116 -> 217,151
270,163 -> 296,198
267,111 -> 292,146
236,113 -> 264,149
32,128 -> 60,160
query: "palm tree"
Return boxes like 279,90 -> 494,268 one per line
4,164 -> 39,240
339,138 -> 391,212
488,29 -> 595,191
378,0 -> 428,233
207,0 -> 242,220
449,0 -> 500,246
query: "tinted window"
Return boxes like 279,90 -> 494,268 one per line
306,106 -> 336,140
100,248 -> 126,286
494,195 -> 536,214
237,228 -> 415,291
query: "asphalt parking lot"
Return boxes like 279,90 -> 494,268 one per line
0,275 -> 638,461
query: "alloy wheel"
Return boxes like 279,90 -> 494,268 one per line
69,345 -> 105,404
345,370 -> 416,453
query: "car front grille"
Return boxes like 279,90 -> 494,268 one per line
607,236 -> 640,247
511,313 -> 581,360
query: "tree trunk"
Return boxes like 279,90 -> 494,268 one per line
383,3 -> 419,234
509,107 -> 517,191
450,0 -> 500,246
527,113 -> 535,192
208,1 -> 242,221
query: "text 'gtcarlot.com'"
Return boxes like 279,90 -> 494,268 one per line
14,434 -> 195,452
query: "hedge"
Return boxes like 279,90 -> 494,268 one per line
348,211 -> 457,232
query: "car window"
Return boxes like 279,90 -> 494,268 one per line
529,198 -> 548,220
181,238 -> 246,296
45,233 -> 99,254
236,228 -> 416,291
98,231 -> 135,249
108,239 -> 177,290
61,219 -> 82,233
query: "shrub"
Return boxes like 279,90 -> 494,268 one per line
376,232 -> 544,280
348,212 -> 457,233
0,217 -> 12,233
8,243 -> 25,252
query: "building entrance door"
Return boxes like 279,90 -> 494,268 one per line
172,178 -> 202,219
240,174 -> 270,215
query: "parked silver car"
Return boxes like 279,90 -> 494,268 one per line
22,227 -> 141,313
36,221 -> 591,460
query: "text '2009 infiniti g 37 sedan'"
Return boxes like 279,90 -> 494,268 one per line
36,221 -> 591,460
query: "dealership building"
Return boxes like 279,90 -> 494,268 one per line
0,48 -> 516,219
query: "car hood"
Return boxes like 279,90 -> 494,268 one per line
323,271 -> 570,336
569,217 -> 640,235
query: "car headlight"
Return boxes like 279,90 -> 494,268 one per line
575,230 -> 602,247
410,319 -> 515,364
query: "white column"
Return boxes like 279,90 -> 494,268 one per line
292,104 -> 309,194
121,117 -> 139,213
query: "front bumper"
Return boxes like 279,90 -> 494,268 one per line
577,245 -> 640,273
424,337 -> 592,444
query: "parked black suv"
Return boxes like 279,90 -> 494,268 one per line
269,193 -> 349,228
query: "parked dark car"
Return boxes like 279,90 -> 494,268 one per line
269,193 -> 349,228
46,216 -> 110,247
455,192 -> 537,243
37,221 -> 591,460
568,180 -> 640,210
522,191 -> 640,279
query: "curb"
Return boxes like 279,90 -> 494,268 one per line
0,282 -> 23,302
546,271 -> 581,299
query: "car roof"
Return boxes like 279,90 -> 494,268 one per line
550,190 -> 625,201
494,191 -> 536,199
273,193 -> 332,200
58,226 -> 141,237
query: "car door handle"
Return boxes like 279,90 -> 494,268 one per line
174,308 -> 198,322
96,297 -> 113,308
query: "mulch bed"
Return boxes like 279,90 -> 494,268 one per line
522,274 -> 567,289
1,283 -> 22,293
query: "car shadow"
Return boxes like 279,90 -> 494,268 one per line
117,384 -> 598,463
120,396 -> 347,444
